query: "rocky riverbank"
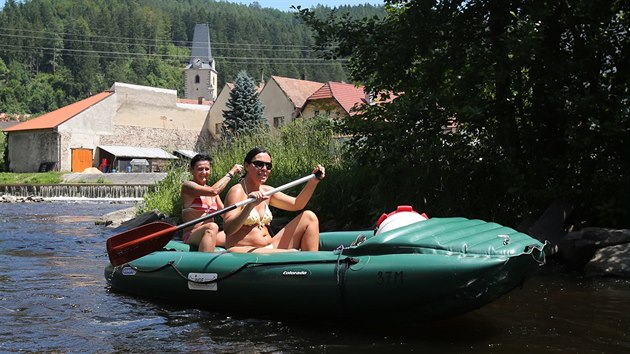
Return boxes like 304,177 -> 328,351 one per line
519,200 -> 630,278
1,195 -> 46,203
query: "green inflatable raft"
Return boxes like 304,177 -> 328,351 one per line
105,215 -> 545,321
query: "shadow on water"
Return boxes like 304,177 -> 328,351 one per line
100,284 -> 508,352
101,268 -> 630,353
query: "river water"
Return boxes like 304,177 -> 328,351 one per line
0,201 -> 628,353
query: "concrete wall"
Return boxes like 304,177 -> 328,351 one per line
259,79 -> 296,127
112,82 -> 177,109
7,131 -> 58,172
111,82 -> 209,132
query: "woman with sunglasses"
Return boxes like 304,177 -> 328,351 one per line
222,147 -> 325,253
181,154 -> 243,252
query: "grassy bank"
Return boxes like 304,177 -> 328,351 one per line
0,172 -> 64,184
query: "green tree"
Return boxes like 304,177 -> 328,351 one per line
0,0 -> 382,115
62,17 -> 104,97
222,70 -> 267,136
298,0 -> 630,227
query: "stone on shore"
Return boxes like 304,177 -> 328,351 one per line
525,199 -> 630,278
114,209 -> 167,232
585,243 -> 630,278
96,206 -> 138,228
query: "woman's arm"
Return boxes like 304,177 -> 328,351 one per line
182,164 -> 242,197
269,179 -> 319,211
269,165 -> 325,211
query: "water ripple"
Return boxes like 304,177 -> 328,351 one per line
0,202 -> 629,353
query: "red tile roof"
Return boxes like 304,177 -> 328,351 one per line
271,76 -> 323,109
3,91 -> 114,132
308,82 -> 367,116
309,83 -> 334,100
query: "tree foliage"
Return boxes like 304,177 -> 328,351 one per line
0,0 -> 385,116
298,0 -> 630,227
222,70 -> 267,136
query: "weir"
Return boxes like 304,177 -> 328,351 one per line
0,184 -> 152,200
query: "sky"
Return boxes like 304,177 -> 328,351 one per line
0,0 -> 384,12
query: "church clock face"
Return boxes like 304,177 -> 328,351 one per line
192,57 -> 202,68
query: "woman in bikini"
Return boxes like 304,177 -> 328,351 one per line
222,147 -> 325,253
181,154 -> 243,252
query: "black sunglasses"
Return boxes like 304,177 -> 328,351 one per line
250,160 -> 273,170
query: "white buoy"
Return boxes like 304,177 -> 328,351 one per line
375,205 -> 428,235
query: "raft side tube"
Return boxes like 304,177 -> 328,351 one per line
105,251 -> 356,317
346,217 -> 545,257
158,231 -> 369,255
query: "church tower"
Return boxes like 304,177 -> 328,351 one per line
185,24 -> 218,102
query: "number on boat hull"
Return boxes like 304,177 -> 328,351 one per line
376,271 -> 403,285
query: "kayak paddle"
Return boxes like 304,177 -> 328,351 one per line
106,173 -> 318,266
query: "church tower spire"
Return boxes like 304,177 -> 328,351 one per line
184,24 -> 218,102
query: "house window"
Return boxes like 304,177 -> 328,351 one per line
273,116 -> 284,128
215,123 -> 222,135
195,75 -> 200,84
314,110 -> 320,117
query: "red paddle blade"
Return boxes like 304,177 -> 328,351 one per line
106,222 -> 177,266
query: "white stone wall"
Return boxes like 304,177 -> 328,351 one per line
111,82 -> 209,131
100,125 -> 210,153
112,82 -> 177,108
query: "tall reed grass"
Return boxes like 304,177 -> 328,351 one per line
139,117 -> 360,229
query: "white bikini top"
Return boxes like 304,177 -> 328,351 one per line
241,182 -> 273,228
244,204 -> 273,229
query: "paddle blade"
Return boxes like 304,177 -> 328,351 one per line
106,222 -> 177,266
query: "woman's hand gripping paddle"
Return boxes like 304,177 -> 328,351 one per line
106,173 -> 318,266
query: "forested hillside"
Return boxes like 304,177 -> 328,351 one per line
0,0 -> 383,116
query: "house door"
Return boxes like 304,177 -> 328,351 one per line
71,148 -> 93,172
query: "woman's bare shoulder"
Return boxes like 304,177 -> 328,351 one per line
226,183 -> 245,199
181,180 -> 199,190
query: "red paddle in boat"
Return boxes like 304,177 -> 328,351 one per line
106,173 -> 319,266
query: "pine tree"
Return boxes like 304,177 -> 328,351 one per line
222,70 -> 267,137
